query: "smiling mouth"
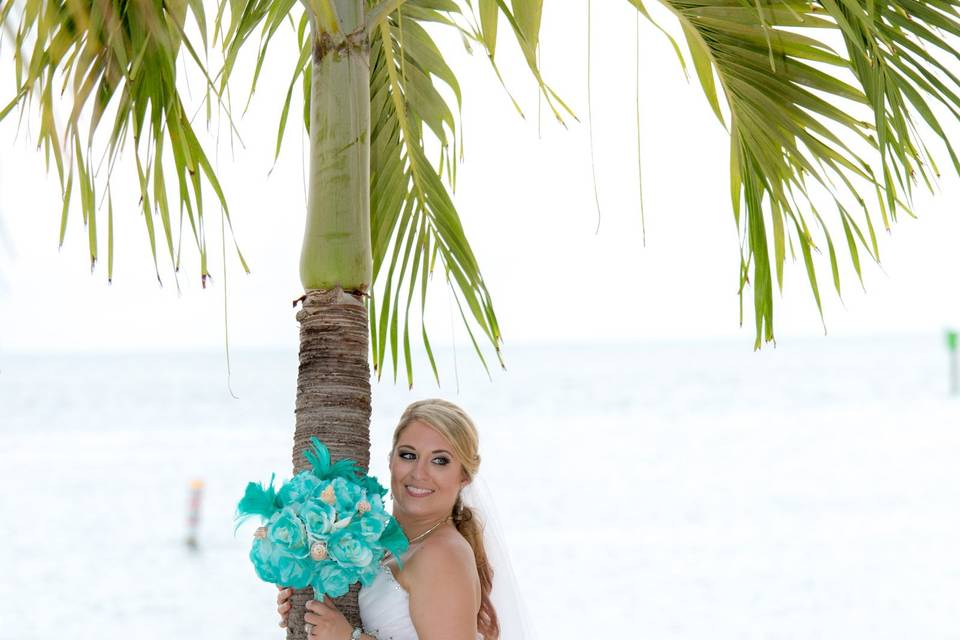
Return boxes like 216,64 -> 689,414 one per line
405,485 -> 435,497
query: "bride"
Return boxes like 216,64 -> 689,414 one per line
276,399 -> 511,640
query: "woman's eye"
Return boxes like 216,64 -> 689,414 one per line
432,457 -> 450,465
399,451 -> 416,460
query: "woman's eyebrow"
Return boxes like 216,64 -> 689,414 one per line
397,445 -> 451,456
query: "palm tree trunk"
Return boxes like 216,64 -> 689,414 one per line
289,0 -> 371,636
291,288 -> 370,635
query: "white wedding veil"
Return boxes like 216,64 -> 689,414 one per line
461,475 -> 537,640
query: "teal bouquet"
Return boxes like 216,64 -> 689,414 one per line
236,438 -> 408,599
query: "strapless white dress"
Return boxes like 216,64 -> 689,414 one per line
359,563 -> 419,640
358,560 -> 484,640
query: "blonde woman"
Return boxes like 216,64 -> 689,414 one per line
277,399 -> 524,640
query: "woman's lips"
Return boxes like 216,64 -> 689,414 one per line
405,485 -> 435,498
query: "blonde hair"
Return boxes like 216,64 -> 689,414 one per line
392,399 -> 499,640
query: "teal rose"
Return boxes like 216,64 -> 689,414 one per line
279,472 -> 321,506
250,538 -> 281,583
328,529 -> 374,568
300,500 -> 337,537
268,507 -> 308,550
356,559 -> 382,587
358,508 -> 390,542
313,563 -> 356,599
251,539 -> 312,588
330,477 -> 364,514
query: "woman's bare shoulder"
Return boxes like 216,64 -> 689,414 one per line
405,528 -> 483,636
402,527 -> 481,619
405,527 -> 478,582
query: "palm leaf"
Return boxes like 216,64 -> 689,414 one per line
369,6 -> 502,386
1,0 -> 249,285
653,0 -> 960,347
364,0 -> 567,383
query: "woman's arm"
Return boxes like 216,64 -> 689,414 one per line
405,536 -> 481,640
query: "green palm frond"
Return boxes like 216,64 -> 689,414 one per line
1,0 -> 249,285
366,0 -> 571,385
213,0 -> 310,163
369,0 -> 502,386
645,0 -> 960,347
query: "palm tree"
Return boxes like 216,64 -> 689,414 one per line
5,0 -> 960,634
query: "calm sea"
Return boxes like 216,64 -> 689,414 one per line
2,337 -> 959,639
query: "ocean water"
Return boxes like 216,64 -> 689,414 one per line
1,336 -> 959,639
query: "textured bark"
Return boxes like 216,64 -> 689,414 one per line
288,287 -> 371,639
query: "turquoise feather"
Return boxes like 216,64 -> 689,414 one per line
380,519 -> 410,569
329,458 -> 360,480
236,474 -> 280,524
305,437 -> 361,480
304,438 -> 332,477
361,475 -> 387,497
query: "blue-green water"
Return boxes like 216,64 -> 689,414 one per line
1,337 -> 958,639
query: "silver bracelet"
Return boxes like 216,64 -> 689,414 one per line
351,628 -> 363,640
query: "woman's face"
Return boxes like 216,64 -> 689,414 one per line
389,419 -> 467,522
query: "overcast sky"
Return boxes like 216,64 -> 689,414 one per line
2,2 -> 960,354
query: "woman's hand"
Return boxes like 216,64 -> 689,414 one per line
276,586 -> 293,628
303,597 -> 353,640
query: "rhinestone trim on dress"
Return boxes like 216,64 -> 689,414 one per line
382,564 -> 407,593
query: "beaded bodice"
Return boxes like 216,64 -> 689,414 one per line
359,563 -> 419,640
358,560 -> 484,640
